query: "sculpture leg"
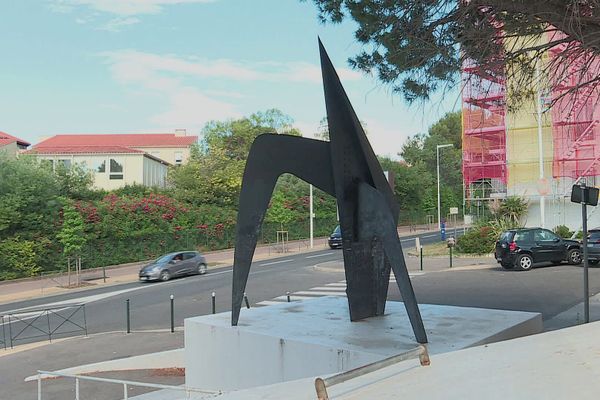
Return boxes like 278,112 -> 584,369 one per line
232,134 -> 335,326
357,183 -> 428,344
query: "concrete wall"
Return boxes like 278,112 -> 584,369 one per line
135,146 -> 191,165
143,156 -> 168,187
524,197 -> 600,231
0,142 -> 18,158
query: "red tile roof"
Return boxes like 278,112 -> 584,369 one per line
0,131 -> 31,147
27,145 -> 145,155
25,145 -> 170,165
35,133 -> 197,148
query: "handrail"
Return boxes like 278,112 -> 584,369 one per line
314,344 -> 430,400
37,370 -> 222,399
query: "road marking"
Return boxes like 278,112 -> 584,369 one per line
310,286 -> 346,291
274,295 -> 315,301
325,283 -> 347,287
259,259 -> 293,267
256,300 -> 284,306
305,252 -> 336,259
294,291 -> 346,296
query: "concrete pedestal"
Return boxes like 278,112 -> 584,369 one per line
185,297 -> 541,391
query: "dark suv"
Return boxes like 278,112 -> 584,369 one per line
495,228 -> 582,271
586,229 -> 600,265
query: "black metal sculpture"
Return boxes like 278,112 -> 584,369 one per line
231,39 -> 427,344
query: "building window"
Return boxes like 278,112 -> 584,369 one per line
175,151 -> 183,165
110,158 -> 123,180
58,159 -> 71,168
94,159 -> 106,173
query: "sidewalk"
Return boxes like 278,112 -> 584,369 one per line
0,224 -> 440,306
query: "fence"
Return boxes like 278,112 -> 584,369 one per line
36,370 -> 220,400
1,304 -> 87,349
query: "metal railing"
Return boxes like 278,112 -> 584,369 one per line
314,344 -> 430,400
36,370 -> 222,400
2,304 -> 87,349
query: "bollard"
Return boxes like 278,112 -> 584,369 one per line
244,292 -> 250,309
126,299 -> 131,334
420,246 -> 423,271
449,246 -> 453,268
102,266 -> 106,283
286,291 -> 291,302
211,292 -> 216,314
170,295 -> 174,333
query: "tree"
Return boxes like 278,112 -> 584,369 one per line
54,162 -> 94,200
57,202 -> 88,284
377,112 -> 463,222
305,0 -> 600,106
169,109 -> 302,207
0,155 -> 62,238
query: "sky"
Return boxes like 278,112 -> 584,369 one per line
0,0 -> 460,159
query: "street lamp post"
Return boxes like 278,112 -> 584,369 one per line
437,144 -> 454,230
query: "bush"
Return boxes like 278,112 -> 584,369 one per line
456,225 -> 497,254
0,237 -> 40,280
554,225 -> 573,239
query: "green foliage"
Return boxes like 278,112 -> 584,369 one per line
266,191 -> 296,227
0,110 -> 341,280
0,237 -> 40,280
457,197 -> 527,254
56,202 -> 87,256
54,162 -> 94,200
554,225 -> 573,239
379,111 -> 462,223
169,109 -> 301,207
456,225 -> 496,254
305,1 -> 597,106
498,196 -> 529,225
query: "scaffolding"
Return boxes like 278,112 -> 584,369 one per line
549,38 -> 600,191
462,61 -> 507,202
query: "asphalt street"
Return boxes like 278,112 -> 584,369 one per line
5,228 -> 600,347
0,230 -> 447,344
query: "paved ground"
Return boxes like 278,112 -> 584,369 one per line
0,331 -> 184,400
6,226 -> 600,399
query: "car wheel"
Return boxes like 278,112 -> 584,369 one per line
589,260 -> 599,266
198,263 -> 207,275
568,249 -> 582,265
159,270 -> 171,281
516,254 -> 534,271
500,262 -> 514,270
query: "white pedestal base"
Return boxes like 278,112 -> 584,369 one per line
185,297 -> 541,391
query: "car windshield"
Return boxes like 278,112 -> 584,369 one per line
333,225 -> 340,235
155,254 -> 173,264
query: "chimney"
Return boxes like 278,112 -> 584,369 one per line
175,129 -> 187,137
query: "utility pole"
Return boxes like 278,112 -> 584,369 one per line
309,184 -> 314,248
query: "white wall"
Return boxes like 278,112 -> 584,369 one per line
525,197 -> 600,232
142,156 -> 168,187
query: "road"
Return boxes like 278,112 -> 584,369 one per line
5,227 -> 600,347
0,231 -> 447,343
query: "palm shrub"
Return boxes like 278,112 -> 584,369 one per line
457,196 -> 528,254
554,225 -> 573,239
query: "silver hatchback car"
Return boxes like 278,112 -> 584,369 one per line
139,251 -> 207,282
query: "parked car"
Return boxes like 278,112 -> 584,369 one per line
585,229 -> 600,265
139,251 -> 207,281
328,225 -> 342,249
495,228 -> 582,271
